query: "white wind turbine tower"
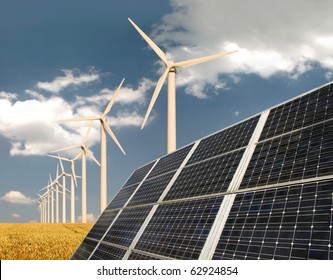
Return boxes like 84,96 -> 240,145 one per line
50,166 -> 64,224
36,197 -> 44,223
52,123 -> 100,223
47,153 -> 80,223
39,184 -> 51,223
61,78 -> 126,214
128,18 -> 238,153
38,194 -> 47,223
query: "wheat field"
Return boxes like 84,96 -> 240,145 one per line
0,223 -> 93,260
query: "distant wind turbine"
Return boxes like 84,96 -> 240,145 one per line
47,153 -> 80,223
52,122 -> 100,223
128,18 -> 238,153
61,78 -> 126,214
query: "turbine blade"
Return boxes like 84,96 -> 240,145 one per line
84,146 -> 101,166
103,78 -> 125,116
58,156 -> 64,173
60,117 -> 99,122
51,145 -> 81,153
82,121 -> 93,144
46,154 -> 70,162
128,18 -> 168,65
173,50 -> 238,68
102,122 -> 126,155
72,151 -> 81,161
71,163 -> 78,188
49,173 -> 53,187
142,68 -> 169,129
56,164 -> 59,179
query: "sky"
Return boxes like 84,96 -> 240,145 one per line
0,0 -> 332,223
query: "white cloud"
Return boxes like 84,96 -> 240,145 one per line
108,111 -> 145,128
148,0 -> 333,97
0,91 -> 17,101
12,213 -> 21,218
36,69 -> 100,93
325,71 -> 333,81
0,96 -> 86,156
1,191 -> 34,204
76,78 -> 154,107
77,213 -> 96,223
25,89 -> 46,102
0,92 -> 144,156
233,110 -> 240,117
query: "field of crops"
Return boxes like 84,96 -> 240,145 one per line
0,223 -> 93,260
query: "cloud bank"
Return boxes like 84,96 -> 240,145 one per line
0,71 -> 153,156
149,0 -> 333,98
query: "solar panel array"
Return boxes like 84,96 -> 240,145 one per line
72,81 -> 333,260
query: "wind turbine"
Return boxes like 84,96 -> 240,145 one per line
128,18 -> 238,153
47,153 -> 80,223
39,184 -> 51,223
36,197 -> 44,223
52,123 -> 100,223
60,78 -> 126,214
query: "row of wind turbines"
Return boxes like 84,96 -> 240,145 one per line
36,18 -> 237,223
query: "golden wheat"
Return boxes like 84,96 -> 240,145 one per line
0,223 -> 93,260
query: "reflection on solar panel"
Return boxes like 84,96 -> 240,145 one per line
72,81 -> 333,260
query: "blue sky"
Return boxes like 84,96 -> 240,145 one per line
0,0 -> 332,223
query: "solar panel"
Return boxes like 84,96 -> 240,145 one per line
128,251 -> 162,260
187,116 -> 259,164
101,206 -> 153,248
71,238 -> 98,260
134,196 -> 224,260
86,210 -> 119,240
212,181 -> 333,260
72,81 -> 333,260
164,150 -> 244,201
122,161 -> 156,188
90,243 -> 127,260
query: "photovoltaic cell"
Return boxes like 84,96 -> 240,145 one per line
86,210 -> 119,240
127,172 -> 176,207
147,144 -> 194,179
90,243 -> 127,260
240,120 -> 333,189
187,116 -> 259,165
122,161 -> 156,188
71,238 -> 98,260
164,149 -> 244,201
259,84 -> 333,141
135,196 -> 224,259
106,183 -> 140,210
213,181 -> 333,260
128,252 -> 161,260
102,206 -> 153,247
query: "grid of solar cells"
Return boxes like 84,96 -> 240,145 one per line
122,161 -> 156,188
102,206 -> 153,247
213,181 -> 333,260
187,116 -> 259,165
127,172 -> 176,207
90,243 -> 127,260
147,144 -> 194,179
240,120 -> 333,189
71,238 -> 98,260
86,210 -> 119,240
128,252 -> 161,260
260,84 -> 333,141
106,183 -> 140,210
135,196 -> 224,259
164,149 -> 244,201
